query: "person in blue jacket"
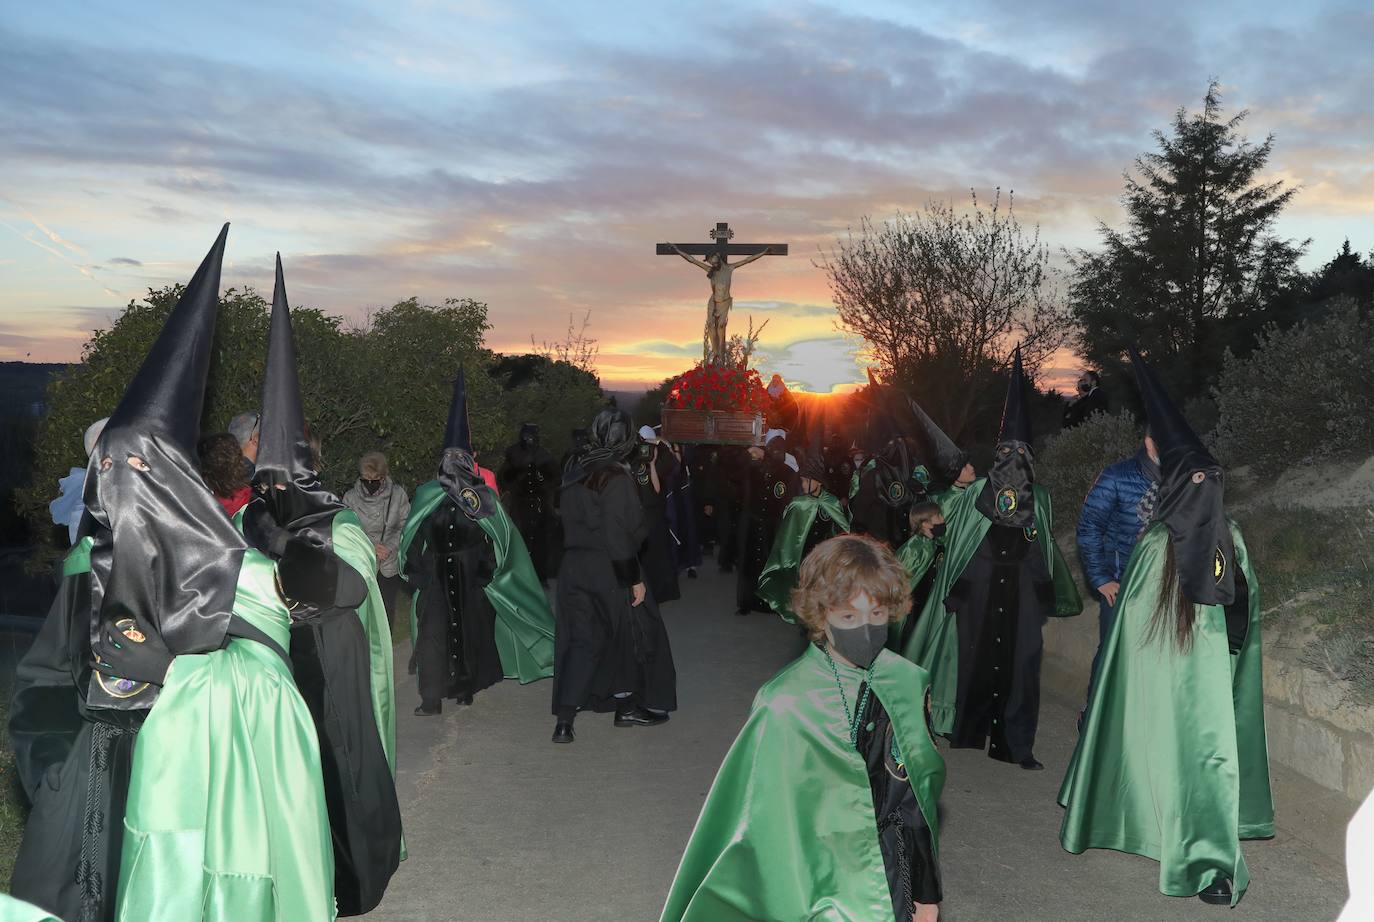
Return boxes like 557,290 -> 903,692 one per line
1075,431 -> 1161,707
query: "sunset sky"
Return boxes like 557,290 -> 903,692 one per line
2,1 -> 1371,393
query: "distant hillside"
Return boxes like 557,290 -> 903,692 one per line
0,362 -> 66,418
604,389 -> 646,410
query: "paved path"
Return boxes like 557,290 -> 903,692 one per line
365,568 -> 1352,921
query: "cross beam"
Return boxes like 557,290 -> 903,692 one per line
655,222 -> 788,258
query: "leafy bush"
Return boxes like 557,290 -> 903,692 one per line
1213,301 -> 1374,476
1036,410 -> 1143,521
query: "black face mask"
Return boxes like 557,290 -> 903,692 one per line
827,621 -> 887,670
977,439 -> 1035,528
362,478 -> 383,495
929,522 -> 947,539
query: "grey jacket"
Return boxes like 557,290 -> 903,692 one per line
342,478 -> 411,577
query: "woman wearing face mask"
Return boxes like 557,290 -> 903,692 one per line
552,408 -> 677,743
1058,351 -> 1272,907
662,534 -> 944,922
344,451 -> 412,629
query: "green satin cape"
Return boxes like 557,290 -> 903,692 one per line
1057,523 -> 1273,906
661,646 -> 945,922
898,480 -> 1081,733
757,491 -> 851,623
398,480 -> 554,683
0,894 -> 61,921
232,507 -> 398,775
115,549 -> 335,922
330,511 -> 397,774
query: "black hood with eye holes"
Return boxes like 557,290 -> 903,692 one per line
976,347 -> 1036,528
83,224 -> 246,711
244,254 -> 345,555
1130,348 -> 1235,606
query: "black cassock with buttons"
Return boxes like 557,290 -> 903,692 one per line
409,500 -> 504,703
943,517 -> 1055,763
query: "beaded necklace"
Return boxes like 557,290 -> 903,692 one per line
822,646 -> 905,769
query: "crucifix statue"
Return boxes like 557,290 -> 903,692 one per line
658,222 -> 787,366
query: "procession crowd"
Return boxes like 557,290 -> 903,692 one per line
5,227 -> 1281,921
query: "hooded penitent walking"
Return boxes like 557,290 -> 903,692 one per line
900,348 -> 1080,770
498,423 -> 559,582
1058,350 -> 1273,907
735,432 -> 799,615
551,408 -> 677,743
757,421 -> 851,623
9,227 -> 337,922
240,255 -> 402,916
399,369 -> 555,715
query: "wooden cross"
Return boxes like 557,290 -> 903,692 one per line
655,222 -> 788,259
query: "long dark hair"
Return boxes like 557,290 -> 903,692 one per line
1148,540 -> 1197,652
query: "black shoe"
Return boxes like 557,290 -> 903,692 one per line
735,607 -> 749,617
687,568 -> 698,580
1019,757 -> 1044,771
614,707 -> 669,727
552,721 -> 575,744
455,694 -> 474,706
1197,880 -> 1232,905
414,700 -> 441,717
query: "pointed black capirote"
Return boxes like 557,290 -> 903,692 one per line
103,223 -> 230,450
907,397 -> 968,485
1129,347 -> 1236,606
254,254 -> 314,486
84,224 -> 247,710
245,254 -> 345,552
997,345 -> 1033,445
1128,348 -> 1217,474
443,367 -> 473,452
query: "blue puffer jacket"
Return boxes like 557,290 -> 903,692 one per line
1076,449 -> 1159,591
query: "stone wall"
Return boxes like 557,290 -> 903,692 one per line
1041,606 -> 1374,803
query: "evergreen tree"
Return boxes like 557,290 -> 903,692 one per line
1071,81 -> 1307,392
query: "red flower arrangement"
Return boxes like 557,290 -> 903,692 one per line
665,364 -> 773,413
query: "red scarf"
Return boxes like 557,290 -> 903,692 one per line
217,484 -> 252,517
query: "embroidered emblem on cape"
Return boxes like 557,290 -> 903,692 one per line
818,508 -> 832,523
458,486 -> 483,518
923,686 -> 938,745
772,480 -> 787,499
1024,525 -> 1038,543
1214,546 -> 1226,584
634,466 -> 650,486
996,486 -> 1018,517
97,619 -> 151,698
913,466 -> 931,487
887,481 -> 906,503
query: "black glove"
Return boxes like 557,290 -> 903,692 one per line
242,498 -> 291,558
276,541 -> 370,612
92,617 -> 173,686
278,538 -> 368,610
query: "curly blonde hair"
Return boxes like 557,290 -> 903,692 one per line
790,534 -> 913,642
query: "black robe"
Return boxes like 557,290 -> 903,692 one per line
944,521 -> 1054,763
554,465 -> 677,714
498,443 -> 558,581
736,457 -> 799,613
850,465 -> 914,549
9,558 -> 138,922
713,447 -> 750,570
634,447 -> 681,604
405,500 -> 504,702
856,691 -> 942,918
